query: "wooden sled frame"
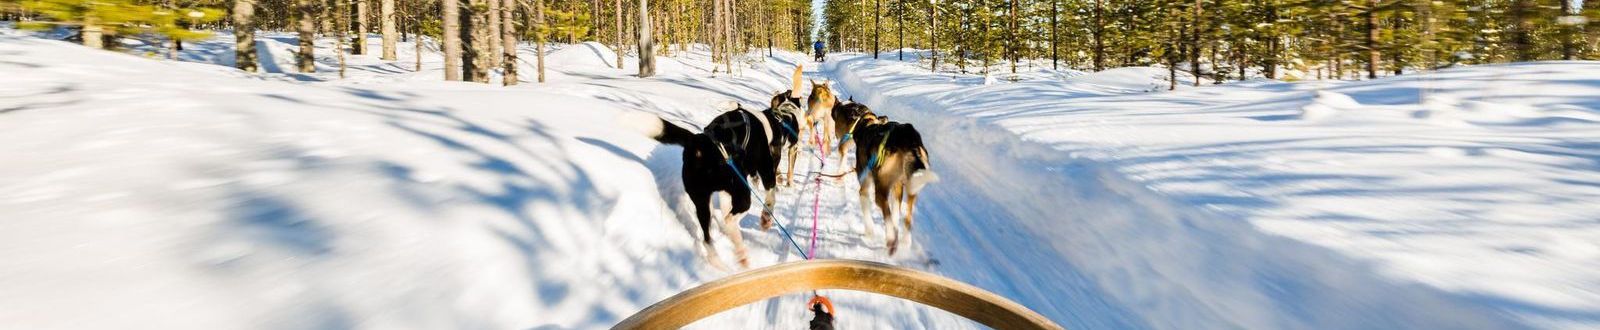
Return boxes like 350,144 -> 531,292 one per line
614,259 -> 1064,329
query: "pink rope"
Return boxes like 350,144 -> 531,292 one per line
806,127 -> 829,259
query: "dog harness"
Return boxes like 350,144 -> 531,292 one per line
711,142 -> 810,260
858,125 -> 895,183
839,115 -> 867,145
773,102 -> 801,138
708,107 -> 772,151
743,107 -> 774,145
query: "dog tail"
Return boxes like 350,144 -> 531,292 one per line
618,111 -> 698,146
908,146 -> 939,194
791,65 -> 804,93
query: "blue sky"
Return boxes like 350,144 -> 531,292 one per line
811,0 -> 825,40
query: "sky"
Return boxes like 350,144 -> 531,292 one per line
811,0 -> 825,40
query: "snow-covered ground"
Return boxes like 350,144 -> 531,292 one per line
828,52 -> 1600,328
0,30 -> 991,329
2,27 -> 1596,330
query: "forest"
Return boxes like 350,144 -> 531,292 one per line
824,0 -> 1600,84
5,0 -> 1600,85
2,0 -> 814,84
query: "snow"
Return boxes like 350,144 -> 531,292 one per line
0,31 -> 989,329
2,27 -> 1598,329
827,54 -> 1600,329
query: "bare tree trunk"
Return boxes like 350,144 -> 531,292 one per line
929,0 -> 937,72
1091,0 -> 1103,71
465,0 -> 491,83
1210,39 -> 1221,83
1008,0 -> 1016,73
165,0 -> 179,58
1366,0 -> 1378,79
1168,4 -> 1178,90
233,0 -> 259,72
501,0 -> 518,85
381,0 -> 397,60
615,0 -> 624,68
1333,14 -> 1342,79
1509,0 -> 1534,61
897,0 -> 904,60
956,0 -> 967,72
1263,1 -> 1278,79
873,0 -> 880,58
444,0 -> 463,81
1391,12 -> 1403,75
1049,0 -> 1057,70
297,0 -> 317,72
1560,0 -> 1576,60
535,0 -> 547,82
168,34 -> 179,58
721,0 -> 733,74
487,0 -> 501,67
771,3 -> 777,56
82,14 -> 104,49
592,0 -> 601,44
1190,0 -> 1201,86
335,0 -> 347,77
354,0 -> 368,54
638,0 -> 655,77
415,31 -> 423,71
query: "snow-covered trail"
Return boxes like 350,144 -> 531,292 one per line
0,32 -> 987,329
817,55 -> 1530,329
5,27 -> 1588,329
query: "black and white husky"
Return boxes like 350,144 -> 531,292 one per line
627,100 -> 799,269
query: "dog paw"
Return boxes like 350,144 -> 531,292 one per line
760,212 -> 774,230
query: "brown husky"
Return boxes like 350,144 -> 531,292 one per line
830,100 -> 875,170
805,79 -> 838,150
851,120 -> 937,255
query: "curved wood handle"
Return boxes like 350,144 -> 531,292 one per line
613,259 -> 1063,330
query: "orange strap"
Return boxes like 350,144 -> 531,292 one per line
807,295 -> 836,316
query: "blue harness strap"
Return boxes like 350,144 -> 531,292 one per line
715,144 -> 811,260
857,126 -> 894,184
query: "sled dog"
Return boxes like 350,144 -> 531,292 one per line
628,104 -> 791,268
850,120 -> 937,255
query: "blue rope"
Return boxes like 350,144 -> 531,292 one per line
724,159 -> 811,260
778,120 -> 798,138
856,155 -> 877,183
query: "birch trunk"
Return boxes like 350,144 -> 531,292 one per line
444,0 -> 463,81
381,0 -> 397,60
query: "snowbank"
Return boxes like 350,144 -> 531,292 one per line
826,54 -> 1600,328
0,33 -> 717,329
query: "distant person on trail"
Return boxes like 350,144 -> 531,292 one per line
813,41 -> 825,62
